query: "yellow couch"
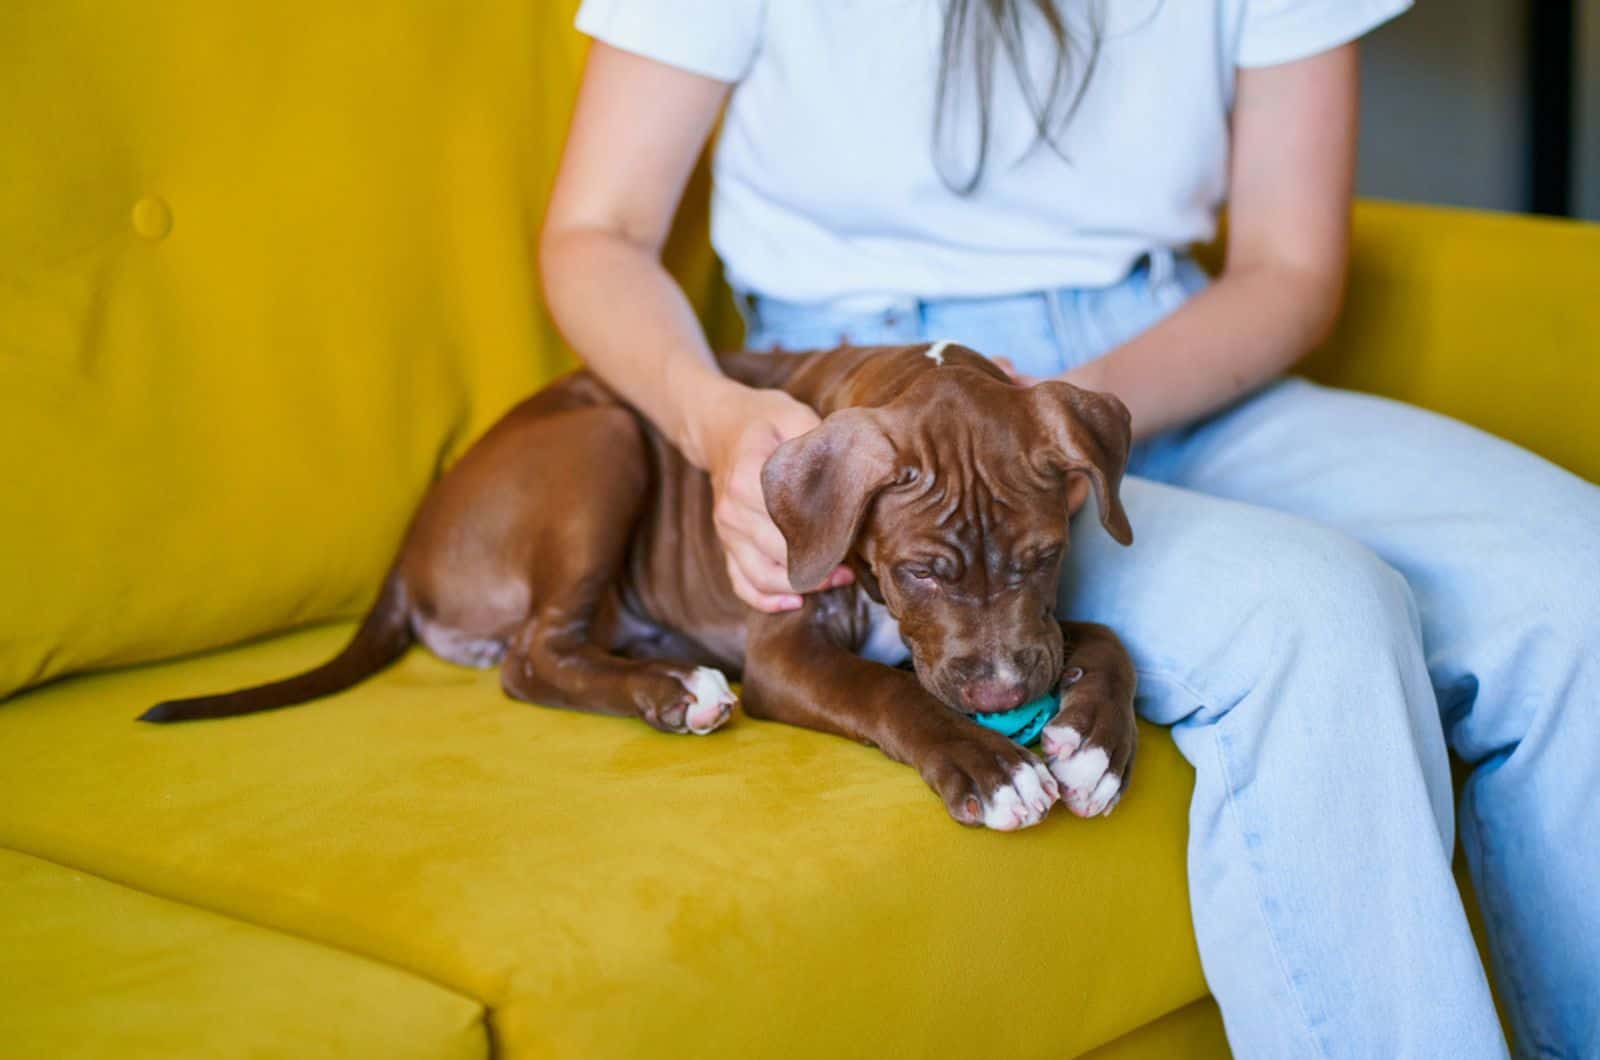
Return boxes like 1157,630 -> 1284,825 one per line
2,2 -> 1595,1056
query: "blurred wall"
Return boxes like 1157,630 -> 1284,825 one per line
1356,0 -> 1528,213
1356,0 -> 1597,221
1580,0 -> 1599,219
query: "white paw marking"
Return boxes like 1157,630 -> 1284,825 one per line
981,763 -> 1058,831
1042,723 -> 1083,760
1057,745 -> 1107,790
859,598 -> 911,666
680,667 -> 736,735
925,339 -> 954,365
1048,743 -> 1122,817
982,785 -> 1025,830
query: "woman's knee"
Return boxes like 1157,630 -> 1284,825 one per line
1071,483 -> 1431,732
1193,515 -> 1427,714
1249,517 -> 1415,647
1196,519 -> 1453,821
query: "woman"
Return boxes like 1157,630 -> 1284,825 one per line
540,2 -> 1599,1055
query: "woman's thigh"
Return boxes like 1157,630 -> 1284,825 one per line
1062,474 -> 1425,720
1138,377 -> 1600,759
1059,474 -> 1458,851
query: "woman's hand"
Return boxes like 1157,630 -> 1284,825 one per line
689,383 -> 854,612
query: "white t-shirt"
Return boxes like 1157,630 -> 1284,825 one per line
576,0 -> 1410,303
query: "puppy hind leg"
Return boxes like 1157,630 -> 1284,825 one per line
497,412 -> 734,734
500,617 -> 736,735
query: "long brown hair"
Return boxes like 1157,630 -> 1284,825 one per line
934,0 -> 1103,194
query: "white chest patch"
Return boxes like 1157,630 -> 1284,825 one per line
859,598 -> 911,666
925,339 -> 954,365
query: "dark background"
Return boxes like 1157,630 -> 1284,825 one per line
1358,0 -> 1597,220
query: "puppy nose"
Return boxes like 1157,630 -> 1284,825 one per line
960,680 -> 1028,714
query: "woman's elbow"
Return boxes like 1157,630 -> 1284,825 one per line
538,216 -> 582,293
1260,256 -> 1348,361
1299,261 -> 1349,352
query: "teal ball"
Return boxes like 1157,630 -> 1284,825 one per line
969,692 -> 1057,746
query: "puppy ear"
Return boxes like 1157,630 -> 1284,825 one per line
1029,381 -> 1134,546
761,408 -> 898,592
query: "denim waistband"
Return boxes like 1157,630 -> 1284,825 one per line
734,248 -> 1207,379
737,248 -> 1179,327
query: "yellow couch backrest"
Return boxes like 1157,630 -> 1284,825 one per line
0,1 -> 736,698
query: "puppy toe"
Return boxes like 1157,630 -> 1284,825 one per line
1085,772 -> 1123,816
980,763 -> 1056,830
1011,761 -> 1057,816
1040,723 -> 1083,761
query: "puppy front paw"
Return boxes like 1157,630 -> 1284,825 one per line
1040,668 -> 1136,817
919,732 -> 1060,831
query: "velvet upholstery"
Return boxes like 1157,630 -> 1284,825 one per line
3,0 -> 1596,1054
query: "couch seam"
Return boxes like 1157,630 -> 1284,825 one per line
1068,990 -> 1221,1058
0,840 -> 495,1029
1069,996 -> 1221,1059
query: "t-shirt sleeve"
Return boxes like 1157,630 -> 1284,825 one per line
575,0 -> 766,83
1236,0 -> 1412,68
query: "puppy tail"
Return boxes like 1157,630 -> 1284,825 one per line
139,567 -> 413,723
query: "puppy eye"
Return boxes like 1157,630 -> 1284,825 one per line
903,566 -> 934,581
1009,548 -> 1061,580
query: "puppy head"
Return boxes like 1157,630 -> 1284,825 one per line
762,346 -> 1132,716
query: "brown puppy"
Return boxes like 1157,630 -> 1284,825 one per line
144,342 -> 1138,830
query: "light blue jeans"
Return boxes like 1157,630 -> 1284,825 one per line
740,252 -> 1600,1059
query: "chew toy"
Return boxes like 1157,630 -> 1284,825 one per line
970,695 -> 1055,745
969,667 -> 1083,746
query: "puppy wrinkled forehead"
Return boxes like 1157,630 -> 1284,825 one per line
884,373 -> 1057,482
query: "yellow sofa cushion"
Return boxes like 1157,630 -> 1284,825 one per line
0,626 -> 1209,1059
0,1 -> 621,698
0,848 -> 485,1059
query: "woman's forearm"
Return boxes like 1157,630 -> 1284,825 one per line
1065,260 -> 1345,440
1076,44 -> 1360,441
540,226 -> 743,468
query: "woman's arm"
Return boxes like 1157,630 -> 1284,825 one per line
1060,43 -> 1360,440
541,42 -> 739,468
541,43 -> 844,612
